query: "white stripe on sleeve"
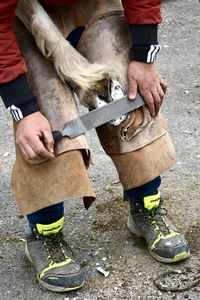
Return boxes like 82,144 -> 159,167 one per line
147,44 -> 161,63
8,105 -> 24,122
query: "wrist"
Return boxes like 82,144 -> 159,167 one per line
8,98 -> 39,122
130,44 -> 161,63
129,24 -> 160,63
0,74 -> 39,121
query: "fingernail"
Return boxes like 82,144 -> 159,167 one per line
129,93 -> 135,99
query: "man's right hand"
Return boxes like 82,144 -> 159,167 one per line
16,112 -> 55,164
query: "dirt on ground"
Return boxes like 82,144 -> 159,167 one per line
0,0 -> 200,299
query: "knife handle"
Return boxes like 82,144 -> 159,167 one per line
52,131 -> 62,143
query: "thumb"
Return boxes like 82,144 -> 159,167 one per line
128,77 -> 137,100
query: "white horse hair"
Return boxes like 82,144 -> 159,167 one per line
16,0 -> 111,92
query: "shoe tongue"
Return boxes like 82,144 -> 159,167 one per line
143,191 -> 161,211
36,216 -> 64,236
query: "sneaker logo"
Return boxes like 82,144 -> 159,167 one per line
36,217 -> 64,236
40,225 -> 61,234
144,192 -> 161,211
150,198 -> 160,203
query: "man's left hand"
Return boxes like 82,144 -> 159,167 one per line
127,61 -> 167,116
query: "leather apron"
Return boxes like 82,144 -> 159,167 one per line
12,0 -> 176,215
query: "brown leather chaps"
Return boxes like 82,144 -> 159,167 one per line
12,0 -> 176,215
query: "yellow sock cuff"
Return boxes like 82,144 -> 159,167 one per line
36,216 -> 64,236
143,191 -> 161,210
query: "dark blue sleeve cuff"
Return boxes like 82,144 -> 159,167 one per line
0,74 -> 39,121
128,24 -> 160,63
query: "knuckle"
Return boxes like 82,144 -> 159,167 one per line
155,97 -> 161,103
16,137 -> 23,146
44,124 -> 51,130
143,85 -> 152,94
36,148 -> 45,156
164,81 -> 168,87
15,138 -> 20,145
27,153 -> 37,161
147,99 -> 154,106
49,141 -> 54,148
128,76 -> 136,84
161,79 -> 168,89
140,88 -> 149,97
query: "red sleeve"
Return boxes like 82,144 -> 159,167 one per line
0,0 -> 28,84
122,0 -> 162,24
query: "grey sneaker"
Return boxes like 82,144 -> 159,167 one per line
127,192 -> 190,263
25,217 -> 84,292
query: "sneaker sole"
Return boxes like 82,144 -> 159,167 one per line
38,276 -> 84,292
149,249 -> 190,263
127,216 -> 142,237
25,242 -> 84,292
127,216 -> 190,263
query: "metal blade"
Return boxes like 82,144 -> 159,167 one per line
62,94 -> 145,138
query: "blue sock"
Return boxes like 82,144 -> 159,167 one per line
123,176 -> 161,203
27,202 -> 64,228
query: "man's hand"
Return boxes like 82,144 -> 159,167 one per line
16,112 -> 55,164
128,61 -> 167,116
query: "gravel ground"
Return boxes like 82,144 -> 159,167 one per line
0,0 -> 200,299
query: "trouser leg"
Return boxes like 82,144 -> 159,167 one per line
12,21 -> 95,215
13,4 -> 175,216
27,202 -> 64,228
77,13 -> 176,189
124,176 -> 161,203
